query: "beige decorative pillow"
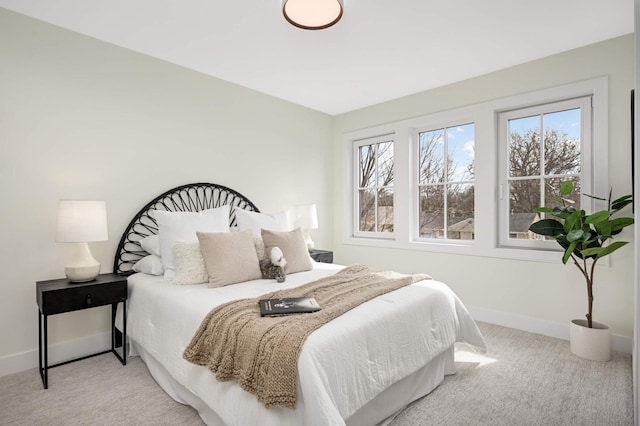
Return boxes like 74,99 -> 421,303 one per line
172,241 -> 208,285
261,227 -> 312,275
197,229 -> 262,288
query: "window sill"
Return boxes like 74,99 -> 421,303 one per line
341,236 -> 604,265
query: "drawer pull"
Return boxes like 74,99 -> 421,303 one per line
86,294 -> 92,306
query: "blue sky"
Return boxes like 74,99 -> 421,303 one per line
446,123 -> 475,182
422,108 -> 579,183
508,108 -> 581,140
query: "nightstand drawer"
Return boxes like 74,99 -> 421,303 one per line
37,274 -> 127,315
40,282 -> 126,315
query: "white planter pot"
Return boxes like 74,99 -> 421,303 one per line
569,319 -> 611,361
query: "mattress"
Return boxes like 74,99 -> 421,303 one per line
119,262 -> 486,425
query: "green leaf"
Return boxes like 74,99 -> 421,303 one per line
563,242 -> 577,264
594,220 -> 612,238
611,195 -> 633,211
563,210 -> 580,233
584,193 -> 607,201
584,210 -> 610,225
534,207 -> 554,214
610,217 -> 634,232
552,207 -> 574,219
580,241 -> 628,258
566,229 -> 584,242
529,219 -> 564,237
559,181 -> 573,196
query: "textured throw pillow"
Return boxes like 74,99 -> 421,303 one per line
154,206 -> 230,272
132,254 -> 164,276
235,209 -> 289,237
261,227 -> 312,274
254,235 -> 266,262
172,241 -> 208,285
197,229 -> 262,288
139,235 -> 161,257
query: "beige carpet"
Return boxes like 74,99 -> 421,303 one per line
0,322 -> 633,425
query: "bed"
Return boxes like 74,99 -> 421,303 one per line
113,183 -> 486,426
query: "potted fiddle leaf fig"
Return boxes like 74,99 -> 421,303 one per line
528,181 -> 633,361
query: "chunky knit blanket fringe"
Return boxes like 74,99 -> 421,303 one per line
182,264 -> 431,409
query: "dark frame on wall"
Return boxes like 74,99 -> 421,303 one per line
632,89 -> 635,211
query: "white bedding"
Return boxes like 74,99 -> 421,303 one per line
121,262 -> 486,426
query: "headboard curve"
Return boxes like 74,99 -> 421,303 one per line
113,182 -> 260,275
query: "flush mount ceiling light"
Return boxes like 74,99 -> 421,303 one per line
282,0 -> 343,30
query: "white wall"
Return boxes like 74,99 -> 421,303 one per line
0,6 -> 635,377
332,35 -> 635,346
0,9 -> 333,372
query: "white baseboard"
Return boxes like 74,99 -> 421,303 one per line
0,331 -> 111,378
469,306 -> 633,354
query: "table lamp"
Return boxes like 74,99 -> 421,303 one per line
56,200 -> 108,282
293,204 -> 319,250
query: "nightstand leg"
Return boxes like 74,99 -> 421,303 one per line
111,304 -> 116,351
38,311 -> 48,389
38,311 -> 41,376
111,302 -> 127,366
123,300 -> 127,366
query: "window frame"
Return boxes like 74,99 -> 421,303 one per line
343,77 -> 608,263
497,96 -> 594,250
413,122 -> 476,244
352,133 -> 396,240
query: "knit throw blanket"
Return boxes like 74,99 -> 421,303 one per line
183,264 -> 431,409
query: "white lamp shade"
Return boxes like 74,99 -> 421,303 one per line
56,200 -> 108,243
283,0 -> 343,30
294,204 -> 319,230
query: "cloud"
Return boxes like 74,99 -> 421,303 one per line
464,140 -> 475,160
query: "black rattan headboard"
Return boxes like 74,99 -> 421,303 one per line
113,182 -> 260,275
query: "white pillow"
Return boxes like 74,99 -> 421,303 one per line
155,206 -> 231,272
139,234 -> 161,256
172,241 -> 208,285
235,209 -> 289,237
132,254 -> 164,276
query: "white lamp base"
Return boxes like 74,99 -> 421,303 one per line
303,229 -> 315,251
65,242 -> 101,282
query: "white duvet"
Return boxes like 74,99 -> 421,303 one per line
123,262 -> 486,426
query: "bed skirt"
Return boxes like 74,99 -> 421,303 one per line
130,339 -> 456,426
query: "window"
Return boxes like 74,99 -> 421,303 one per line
354,135 -> 394,236
498,96 -> 592,248
416,123 -> 475,241
344,77 -> 606,262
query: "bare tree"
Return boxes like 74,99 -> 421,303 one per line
358,142 -> 394,232
418,131 -> 475,238
357,124 -> 579,238
509,129 -> 580,215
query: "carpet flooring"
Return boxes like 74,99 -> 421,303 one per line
0,322 -> 633,425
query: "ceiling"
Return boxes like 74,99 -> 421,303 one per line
0,1 -> 634,115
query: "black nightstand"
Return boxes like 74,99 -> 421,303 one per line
309,249 -> 333,263
36,273 -> 127,389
